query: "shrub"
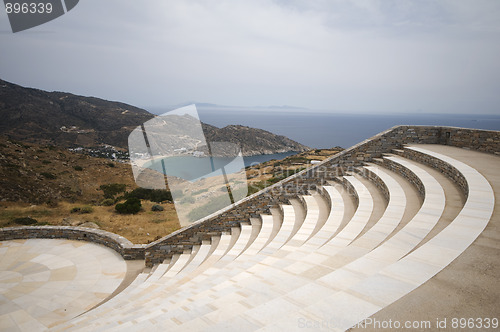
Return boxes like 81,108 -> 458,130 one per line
115,198 -> 141,214
70,207 -> 81,213
151,204 -> 164,212
124,188 -> 172,203
270,168 -> 305,184
268,177 -> 281,185
100,198 -> 115,206
41,172 -> 56,179
12,217 -> 38,225
80,206 -> 93,214
287,156 -> 308,163
46,199 -> 59,207
100,183 -> 127,199
73,165 -> 83,171
70,206 -> 93,214
247,181 -> 267,196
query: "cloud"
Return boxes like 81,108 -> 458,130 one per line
0,0 -> 499,113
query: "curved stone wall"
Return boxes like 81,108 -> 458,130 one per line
394,147 -> 469,197
0,226 -> 145,260
355,167 -> 390,202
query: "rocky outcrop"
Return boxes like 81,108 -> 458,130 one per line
202,124 -> 309,156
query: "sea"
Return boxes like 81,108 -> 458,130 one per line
145,151 -> 298,181
146,107 -> 500,167
197,110 -> 500,149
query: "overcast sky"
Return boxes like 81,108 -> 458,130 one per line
1,0 -> 499,114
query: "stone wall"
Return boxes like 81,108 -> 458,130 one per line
355,167 -> 390,202
0,226 -> 145,260
437,127 -> 500,155
316,185 -> 332,210
372,157 -> 425,198
393,148 -> 469,197
340,176 -> 359,204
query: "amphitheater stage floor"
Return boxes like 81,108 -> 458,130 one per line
0,239 -> 127,331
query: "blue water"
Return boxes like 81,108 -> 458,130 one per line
243,151 -> 298,166
145,151 -> 297,181
146,106 -> 500,149
196,110 -> 500,149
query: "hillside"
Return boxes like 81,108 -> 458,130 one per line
0,137 -> 136,204
0,79 -> 154,148
203,124 -> 308,156
0,136 -> 335,243
0,137 -> 181,243
0,79 -> 309,154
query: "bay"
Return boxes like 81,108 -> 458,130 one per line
145,151 -> 298,181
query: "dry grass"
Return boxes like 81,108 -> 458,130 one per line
0,201 -> 181,244
97,201 -> 180,243
245,148 -> 342,183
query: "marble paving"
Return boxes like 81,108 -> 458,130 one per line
0,239 -> 127,331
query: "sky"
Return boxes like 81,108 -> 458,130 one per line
0,0 -> 499,114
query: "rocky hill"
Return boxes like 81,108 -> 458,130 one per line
0,79 -> 154,148
0,137 -> 137,204
203,124 -> 308,156
0,79 -> 309,154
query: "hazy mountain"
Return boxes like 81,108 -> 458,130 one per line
0,79 -> 309,154
0,79 -> 154,148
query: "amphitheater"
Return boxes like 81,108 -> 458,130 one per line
1,126 -> 499,331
